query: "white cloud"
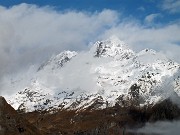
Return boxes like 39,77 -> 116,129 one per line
0,3 -> 180,94
99,21 -> 180,63
0,4 -> 118,84
137,6 -> 145,11
162,0 -> 180,13
144,13 -> 161,24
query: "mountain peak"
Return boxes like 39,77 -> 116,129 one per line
94,36 -> 134,60
6,36 -> 180,113
38,50 -> 77,71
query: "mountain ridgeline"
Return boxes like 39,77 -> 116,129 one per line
2,36 -> 180,134
7,36 -> 180,112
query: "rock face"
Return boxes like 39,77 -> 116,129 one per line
0,96 -> 43,135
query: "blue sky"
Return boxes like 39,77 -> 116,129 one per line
0,0 -> 179,25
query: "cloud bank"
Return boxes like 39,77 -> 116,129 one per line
144,13 -> 162,24
0,3 -> 118,82
0,3 -> 180,94
136,121 -> 180,135
161,0 -> 180,13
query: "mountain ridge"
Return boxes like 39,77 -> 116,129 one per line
6,36 -> 180,113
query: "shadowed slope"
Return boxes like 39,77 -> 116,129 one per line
0,96 -> 43,135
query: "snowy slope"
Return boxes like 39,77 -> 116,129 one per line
37,50 -> 77,71
7,36 -> 180,112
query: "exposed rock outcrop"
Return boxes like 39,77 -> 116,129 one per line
0,96 -> 43,135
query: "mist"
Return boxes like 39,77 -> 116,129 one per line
0,4 -> 118,94
134,120 -> 180,135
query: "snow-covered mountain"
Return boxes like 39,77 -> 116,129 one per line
7,36 -> 180,112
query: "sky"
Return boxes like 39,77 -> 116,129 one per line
0,0 -> 179,25
0,0 -> 180,94
0,1 -> 180,133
